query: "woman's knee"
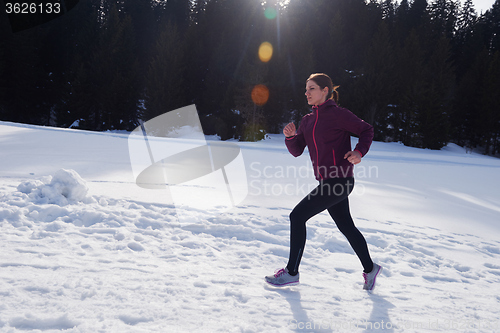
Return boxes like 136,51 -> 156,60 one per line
290,208 -> 307,225
337,220 -> 363,241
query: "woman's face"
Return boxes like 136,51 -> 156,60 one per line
305,80 -> 328,106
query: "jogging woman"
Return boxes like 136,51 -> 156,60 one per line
265,73 -> 382,290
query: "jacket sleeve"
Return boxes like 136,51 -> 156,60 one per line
340,109 -> 374,157
285,118 -> 307,157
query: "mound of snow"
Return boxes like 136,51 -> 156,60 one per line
9,313 -> 79,331
17,169 -> 94,206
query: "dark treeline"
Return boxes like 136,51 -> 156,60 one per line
1,0 -> 499,154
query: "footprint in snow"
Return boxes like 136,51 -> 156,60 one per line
127,242 -> 145,252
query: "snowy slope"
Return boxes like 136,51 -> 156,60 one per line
1,120 -> 500,332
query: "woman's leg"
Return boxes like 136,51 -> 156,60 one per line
286,178 -> 353,275
327,198 -> 374,273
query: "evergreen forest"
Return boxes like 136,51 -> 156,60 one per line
1,0 -> 500,155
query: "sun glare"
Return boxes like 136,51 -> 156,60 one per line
261,0 -> 290,9
251,85 -> 270,106
258,42 -> 273,63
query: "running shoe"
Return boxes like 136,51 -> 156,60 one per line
265,268 -> 299,287
363,263 -> 382,290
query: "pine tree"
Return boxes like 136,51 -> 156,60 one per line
393,30 -> 426,147
121,0 -> 158,76
483,0 -> 500,53
233,58 -> 269,141
429,0 -> 459,40
64,4 -> 139,131
456,0 -> 477,37
0,18 -> 8,120
327,10 -> 347,80
144,22 -> 188,121
337,0 -> 380,70
409,0 -> 433,51
94,5 -> 140,130
409,0 -> 430,29
260,0 -> 290,134
455,50 -> 482,149
0,24 -> 45,124
57,0 -> 101,128
157,0 -> 191,32
35,6 -> 81,127
353,21 -> 396,141
381,0 -> 397,22
183,0 -> 212,111
281,20 -> 315,124
419,35 -> 455,149
195,0 -> 269,139
190,0 -> 207,24
479,51 -> 500,155
454,0 -> 478,78
0,30 -> 5,116
394,0 -> 411,44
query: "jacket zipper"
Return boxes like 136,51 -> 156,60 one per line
312,109 -> 323,179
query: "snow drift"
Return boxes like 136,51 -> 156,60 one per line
17,168 -> 94,206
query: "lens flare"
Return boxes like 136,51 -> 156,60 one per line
251,85 -> 270,106
264,7 -> 277,20
258,42 -> 273,63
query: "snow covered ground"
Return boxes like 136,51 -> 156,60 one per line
1,120 -> 500,332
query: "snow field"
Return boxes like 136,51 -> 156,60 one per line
1,121 -> 500,332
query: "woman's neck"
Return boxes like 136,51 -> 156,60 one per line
314,99 -> 328,107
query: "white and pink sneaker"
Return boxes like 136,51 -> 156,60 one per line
363,263 -> 382,290
265,268 -> 300,287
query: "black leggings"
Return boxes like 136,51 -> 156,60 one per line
286,177 -> 374,275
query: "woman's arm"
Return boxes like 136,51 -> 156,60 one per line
340,109 -> 374,161
283,123 -> 296,137
284,122 -> 307,157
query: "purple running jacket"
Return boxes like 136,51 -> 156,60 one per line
285,99 -> 374,180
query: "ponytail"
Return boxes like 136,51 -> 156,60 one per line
331,85 -> 340,104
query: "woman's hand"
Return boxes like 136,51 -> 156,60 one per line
283,123 -> 296,137
344,151 -> 362,165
